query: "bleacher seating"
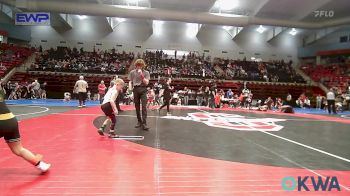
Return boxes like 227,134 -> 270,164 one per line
0,43 -> 33,77
301,64 -> 350,92
30,47 -> 306,84
10,71 -> 319,100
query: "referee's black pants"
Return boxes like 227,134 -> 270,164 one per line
327,100 -> 336,114
133,86 -> 148,124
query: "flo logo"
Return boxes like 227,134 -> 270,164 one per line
161,112 -> 286,131
282,176 -> 341,191
314,10 -> 334,18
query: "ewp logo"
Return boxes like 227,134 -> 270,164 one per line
282,176 -> 341,192
15,12 -> 50,25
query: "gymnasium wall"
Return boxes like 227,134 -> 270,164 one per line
298,26 -> 350,57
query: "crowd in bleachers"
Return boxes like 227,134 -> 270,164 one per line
214,58 -> 305,83
31,47 -> 305,83
0,43 -> 33,76
32,47 -> 130,74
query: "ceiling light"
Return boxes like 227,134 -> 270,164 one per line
215,0 -> 239,11
77,15 -> 87,20
186,23 -> 199,38
211,13 -> 243,17
222,26 -> 232,31
112,5 -> 148,10
289,28 -> 297,36
153,20 -> 164,26
126,0 -> 138,3
115,18 -> 126,23
256,25 -> 265,34
153,20 -> 164,35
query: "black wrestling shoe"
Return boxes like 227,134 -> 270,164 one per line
97,127 -> 105,136
142,124 -> 149,131
135,122 -> 142,128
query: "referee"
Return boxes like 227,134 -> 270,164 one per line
128,59 -> 150,130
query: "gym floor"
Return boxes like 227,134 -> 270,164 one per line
1,100 -> 349,195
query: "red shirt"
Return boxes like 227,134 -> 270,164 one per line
98,84 -> 106,94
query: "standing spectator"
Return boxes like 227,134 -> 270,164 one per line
32,80 -> 40,99
128,59 -> 150,131
183,87 -> 189,106
326,88 -> 336,114
5,81 -> 10,99
196,87 -> 203,106
74,75 -> 88,107
40,82 -> 47,99
242,85 -> 250,108
98,80 -> 106,104
214,89 -> 221,108
209,82 -> 216,109
204,86 -> 210,106
316,94 -> 322,109
345,93 -> 350,111
153,82 -> 161,106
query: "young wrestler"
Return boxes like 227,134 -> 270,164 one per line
97,78 -> 125,137
146,87 -> 155,110
0,84 -> 50,172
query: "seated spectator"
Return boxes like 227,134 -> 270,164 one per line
264,97 -> 274,110
64,92 -> 71,101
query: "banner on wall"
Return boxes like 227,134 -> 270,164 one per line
15,12 -> 50,26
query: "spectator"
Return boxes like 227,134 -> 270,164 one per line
98,80 -> 106,104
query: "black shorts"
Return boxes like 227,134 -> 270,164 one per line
0,117 -> 20,143
101,102 -> 113,116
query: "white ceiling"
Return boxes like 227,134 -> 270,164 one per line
41,0 -> 350,22
92,0 -> 350,22
1,0 -> 350,29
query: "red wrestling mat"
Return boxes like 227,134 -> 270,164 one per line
0,106 -> 349,195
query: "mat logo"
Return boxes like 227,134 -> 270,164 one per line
15,12 -> 50,25
161,112 -> 286,131
282,176 -> 341,192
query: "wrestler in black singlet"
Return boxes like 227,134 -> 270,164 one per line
0,88 -> 20,143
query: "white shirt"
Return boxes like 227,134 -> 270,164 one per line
102,86 -> 118,104
74,80 -> 88,93
326,91 -> 335,100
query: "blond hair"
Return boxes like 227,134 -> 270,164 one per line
114,78 -> 125,86
134,59 -> 147,68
